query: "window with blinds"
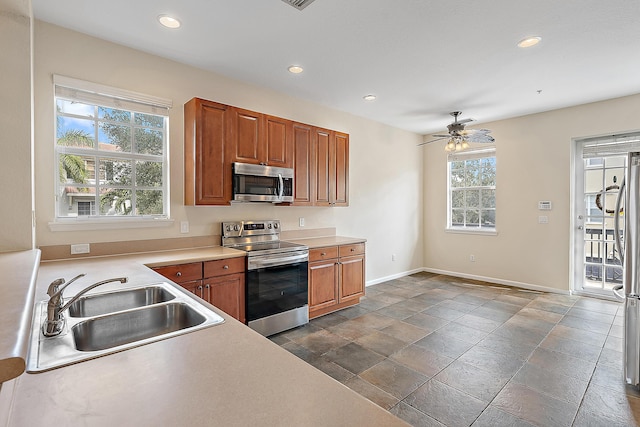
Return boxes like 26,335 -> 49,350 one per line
54,75 -> 171,220
447,147 -> 496,231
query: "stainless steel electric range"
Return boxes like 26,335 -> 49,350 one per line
221,220 -> 309,336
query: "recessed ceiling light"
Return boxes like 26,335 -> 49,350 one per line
158,15 -> 181,29
517,36 -> 541,48
363,94 -> 377,101
288,65 -> 304,74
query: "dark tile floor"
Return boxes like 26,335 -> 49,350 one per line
269,272 -> 640,427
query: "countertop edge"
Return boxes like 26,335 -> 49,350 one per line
0,249 -> 40,383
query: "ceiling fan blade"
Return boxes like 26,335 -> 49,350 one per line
461,128 -> 491,135
467,134 -> 495,143
417,136 -> 448,147
457,118 -> 474,124
432,134 -> 450,138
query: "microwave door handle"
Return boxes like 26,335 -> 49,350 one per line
277,173 -> 284,201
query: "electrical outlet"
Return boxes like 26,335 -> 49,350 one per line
71,243 -> 90,255
299,217 -> 305,227
180,221 -> 189,233
538,215 -> 549,224
470,254 -> 475,262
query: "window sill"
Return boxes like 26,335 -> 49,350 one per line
48,218 -> 174,232
445,227 -> 498,236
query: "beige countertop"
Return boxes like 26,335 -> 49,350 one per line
0,250 -> 40,383
3,245 -> 406,426
289,235 -> 367,248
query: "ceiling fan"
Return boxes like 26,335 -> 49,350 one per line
418,111 -> 495,151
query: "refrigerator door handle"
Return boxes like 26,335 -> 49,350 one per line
614,176 -> 626,266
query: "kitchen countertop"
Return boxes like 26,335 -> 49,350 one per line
289,235 -> 366,248
0,250 -> 40,383
3,245 -> 406,426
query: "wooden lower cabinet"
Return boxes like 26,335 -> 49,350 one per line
204,273 -> 245,324
308,243 -> 365,319
152,257 -> 246,323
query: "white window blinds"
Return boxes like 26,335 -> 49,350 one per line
54,75 -> 172,117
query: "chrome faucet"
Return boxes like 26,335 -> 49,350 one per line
42,276 -> 128,337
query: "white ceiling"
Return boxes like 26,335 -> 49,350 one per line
32,0 -> 640,136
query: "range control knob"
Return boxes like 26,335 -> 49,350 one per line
233,224 -> 240,231
226,225 -> 231,232
268,223 -> 272,229
274,223 -> 279,229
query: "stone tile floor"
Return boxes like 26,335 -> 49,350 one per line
269,272 -> 640,426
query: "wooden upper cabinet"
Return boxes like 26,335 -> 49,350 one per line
227,108 -> 293,167
229,107 -> 263,164
265,115 -> 293,168
314,127 -> 332,206
184,98 -> 231,205
312,128 -> 349,206
184,97 -> 347,207
293,123 -> 314,205
332,131 -> 349,206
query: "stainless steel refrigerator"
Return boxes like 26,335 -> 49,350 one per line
614,151 -> 640,389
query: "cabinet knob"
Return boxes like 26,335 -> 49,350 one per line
197,285 -> 203,291
205,284 -> 210,289
321,252 -> 326,256
350,248 -> 355,252
176,272 -> 182,277
223,265 -> 229,269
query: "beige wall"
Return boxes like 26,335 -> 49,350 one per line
33,21 -> 424,284
0,0 -> 35,251
424,93 -> 640,293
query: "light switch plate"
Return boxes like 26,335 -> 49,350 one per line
180,221 -> 189,233
538,215 -> 549,224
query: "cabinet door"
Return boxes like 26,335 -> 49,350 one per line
184,98 -> 231,205
179,279 -> 205,299
309,260 -> 338,312
339,255 -> 365,303
265,115 -> 293,168
293,123 -> 314,205
313,127 -> 332,206
332,132 -> 349,206
229,107 -> 263,165
205,273 -> 246,324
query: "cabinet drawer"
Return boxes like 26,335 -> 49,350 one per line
339,243 -> 365,257
153,262 -> 202,283
309,246 -> 339,262
204,257 -> 245,277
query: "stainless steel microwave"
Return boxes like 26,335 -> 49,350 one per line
232,162 -> 294,203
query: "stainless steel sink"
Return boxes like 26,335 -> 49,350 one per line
68,286 -> 175,317
27,282 -> 224,372
72,303 -> 205,351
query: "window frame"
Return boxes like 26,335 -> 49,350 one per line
51,75 -> 173,230
446,147 -> 497,234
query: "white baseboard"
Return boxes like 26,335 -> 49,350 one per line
367,267 -> 571,295
421,267 -> 571,295
366,268 -> 425,287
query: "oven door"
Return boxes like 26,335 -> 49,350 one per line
246,254 -> 308,322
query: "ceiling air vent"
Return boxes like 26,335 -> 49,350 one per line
282,0 -> 316,11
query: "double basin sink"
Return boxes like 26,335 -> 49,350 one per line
27,282 -> 225,372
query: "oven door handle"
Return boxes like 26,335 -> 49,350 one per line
248,253 -> 308,270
